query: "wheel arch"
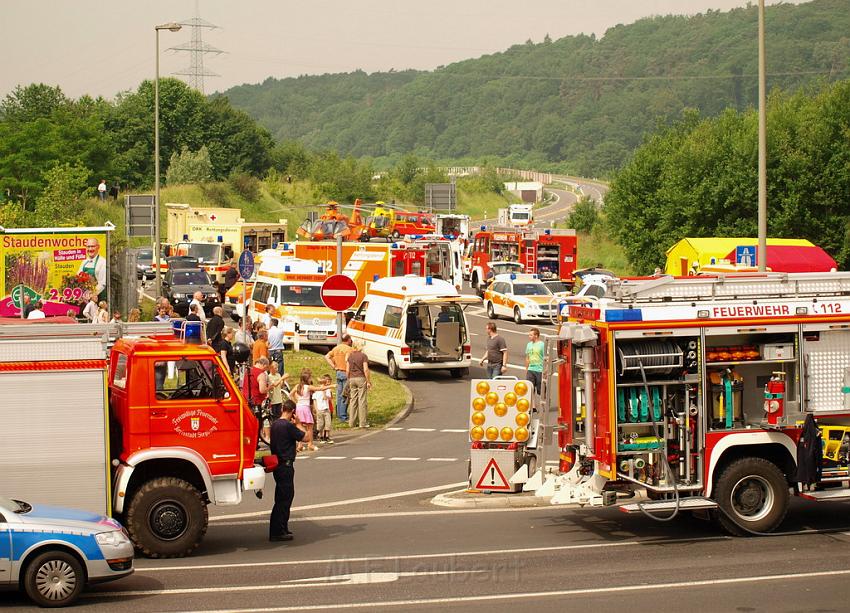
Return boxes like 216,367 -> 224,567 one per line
706,433 -> 796,498
17,543 -> 88,590
116,448 -> 213,514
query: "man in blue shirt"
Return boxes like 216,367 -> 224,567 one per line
268,317 -> 285,375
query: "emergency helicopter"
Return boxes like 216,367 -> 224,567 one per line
296,200 -> 368,241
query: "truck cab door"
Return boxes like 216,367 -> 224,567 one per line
0,511 -> 11,585
150,358 -> 244,477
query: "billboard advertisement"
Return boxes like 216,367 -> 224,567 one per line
0,227 -> 111,317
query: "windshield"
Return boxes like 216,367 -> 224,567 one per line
313,220 -> 348,236
281,284 -> 325,306
137,249 -> 153,263
171,270 -> 210,286
545,281 -> 570,293
492,264 -> 523,275
0,496 -> 30,513
373,215 -> 390,229
511,213 -> 530,220
179,243 -> 220,264
513,282 -> 551,296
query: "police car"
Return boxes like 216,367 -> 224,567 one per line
484,273 -> 556,323
0,496 -> 134,607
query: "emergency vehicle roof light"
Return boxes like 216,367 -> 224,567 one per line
426,276 -> 433,285
605,308 -> 642,322
391,243 -> 398,248
285,265 -> 290,272
318,266 -> 323,273
545,229 -> 551,235
480,225 -> 486,230
183,234 -> 189,241
283,243 -> 289,250
510,273 -> 517,280
373,274 -> 379,282
217,235 -> 223,242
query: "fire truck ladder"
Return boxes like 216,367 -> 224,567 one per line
523,239 -> 537,274
608,271 -> 850,304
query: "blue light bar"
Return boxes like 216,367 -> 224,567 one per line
284,265 -> 290,272
373,274 -> 379,282
217,235 -> 223,242
426,276 -> 433,285
605,309 -> 643,322
318,266 -> 323,273
545,229 -> 551,235
510,273 -> 517,280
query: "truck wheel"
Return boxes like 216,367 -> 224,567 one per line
513,307 -> 523,324
486,302 -> 496,319
23,550 -> 85,608
392,230 -> 401,240
450,368 -> 469,378
126,477 -> 208,558
471,274 -> 480,293
713,457 -> 789,536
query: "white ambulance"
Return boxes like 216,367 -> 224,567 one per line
247,256 -> 338,346
347,276 -> 480,379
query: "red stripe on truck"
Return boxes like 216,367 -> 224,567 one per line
0,359 -> 107,372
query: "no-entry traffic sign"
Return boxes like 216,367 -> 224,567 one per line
321,274 -> 358,311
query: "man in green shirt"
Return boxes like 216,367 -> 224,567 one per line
525,327 -> 545,394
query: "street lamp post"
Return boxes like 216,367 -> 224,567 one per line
757,0 -> 767,272
154,22 -> 182,298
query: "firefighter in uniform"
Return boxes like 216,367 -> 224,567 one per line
269,399 -> 306,541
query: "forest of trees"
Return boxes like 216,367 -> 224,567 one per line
604,80 -> 850,272
222,0 -> 849,177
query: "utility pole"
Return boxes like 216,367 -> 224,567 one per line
757,0 -> 767,272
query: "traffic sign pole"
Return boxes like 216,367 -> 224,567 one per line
336,235 -> 344,339
238,248 -> 255,338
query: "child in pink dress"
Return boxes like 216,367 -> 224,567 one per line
289,369 -> 332,452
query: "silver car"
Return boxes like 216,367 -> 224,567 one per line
0,496 -> 134,607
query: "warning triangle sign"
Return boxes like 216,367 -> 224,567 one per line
475,457 -> 512,491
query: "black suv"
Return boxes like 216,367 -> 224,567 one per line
162,267 -> 220,317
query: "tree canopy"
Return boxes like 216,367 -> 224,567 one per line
604,80 -> 850,272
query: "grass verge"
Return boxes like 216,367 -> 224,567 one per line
282,348 -> 409,428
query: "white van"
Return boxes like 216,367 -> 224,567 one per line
347,276 -> 480,379
247,255 -> 338,346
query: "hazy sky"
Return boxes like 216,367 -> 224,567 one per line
1,0 -> 806,100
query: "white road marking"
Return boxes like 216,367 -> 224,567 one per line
352,456 -> 384,461
388,456 -> 419,461
177,568 -> 850,611
426,458 -> 458,462
136,536 -> 729,573
407,427 -> 435,432
91,570 -> 484,597
440,428 -> 468,433
314,456 -> 347,460
386,427 -> 403,431
210,481 -> 468,521
210,505 -> 556,527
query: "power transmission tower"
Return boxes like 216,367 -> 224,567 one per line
168,3 -> 223,94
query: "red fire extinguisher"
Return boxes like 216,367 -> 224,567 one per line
763,371 -> 786,425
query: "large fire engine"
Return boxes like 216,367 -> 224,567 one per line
528,271 -> 850,535
468,227 -> 578,291
1,322 -> 265,557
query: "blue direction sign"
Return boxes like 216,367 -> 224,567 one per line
735,245 -> 757,267
238,249 -> 255,280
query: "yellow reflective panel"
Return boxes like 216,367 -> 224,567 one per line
515,412 -> 529,427
515,427 -> 529,442
504,392 -> 518,407
470,426 -> 485,441
494,403 -> 508,417
471,411 -> 486,426
485,426 -> 499,441
476,381 -> 490,395
500,427 -> 514,441
485,392 -> 499,406
472,397 -> 486,411
514,381 -> 528,396
516,398 -> 530,412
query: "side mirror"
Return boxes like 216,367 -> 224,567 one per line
212,371 -> 227,400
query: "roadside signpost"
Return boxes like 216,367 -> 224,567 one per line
320,274 -> 358,312
238,249 -> 254,335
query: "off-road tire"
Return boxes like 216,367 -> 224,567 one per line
23,550 -> 85,608
713,457 -> 789,536
126,477 -> 208,558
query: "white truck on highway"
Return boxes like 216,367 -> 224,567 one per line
497,204 -> 534,227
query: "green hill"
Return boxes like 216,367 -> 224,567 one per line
222,0 -> 849,177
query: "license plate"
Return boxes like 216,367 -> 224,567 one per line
307,333 -> 325,340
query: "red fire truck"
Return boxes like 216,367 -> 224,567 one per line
529,272 -> 850,535
468,227 -> 578,292
1,322 -> 265,557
